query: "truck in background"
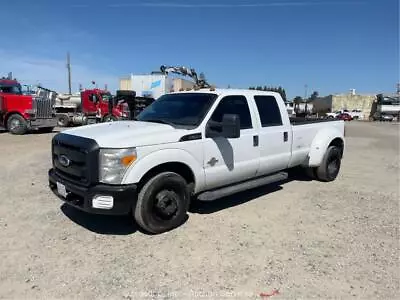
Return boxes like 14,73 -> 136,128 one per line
55,88 -> 129,127
372,93 -> 400,122
0,76 -> 57,135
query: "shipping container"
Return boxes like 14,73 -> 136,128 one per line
119,74 -> 195,99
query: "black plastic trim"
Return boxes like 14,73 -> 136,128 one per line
179,133 -> 202,142
289,117 -> 341,125
49,168 -> 137,215
52,132 -> 100,186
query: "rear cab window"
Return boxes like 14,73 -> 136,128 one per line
253,95 -> 283,127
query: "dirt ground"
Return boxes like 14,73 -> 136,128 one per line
0,121 -> 399,300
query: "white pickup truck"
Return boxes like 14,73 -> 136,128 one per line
48,89 -> 345,234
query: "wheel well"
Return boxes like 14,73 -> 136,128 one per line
138,162 -> 195,191
329,138 -> 344,156
4,112 -> 24,129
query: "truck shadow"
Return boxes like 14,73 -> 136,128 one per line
60,168 -> 311,235
61,204 -> 139,235
30,129 -> 61,135
190,184 -> 284,214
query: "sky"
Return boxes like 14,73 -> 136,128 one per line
1,0 -> 399,99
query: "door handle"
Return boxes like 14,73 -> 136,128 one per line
253,135 -> 259,147
283,132 -> 288,142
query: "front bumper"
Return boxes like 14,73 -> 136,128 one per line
29,118 -> 58,128
48,168 -> 137,215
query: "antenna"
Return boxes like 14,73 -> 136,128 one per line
67,52 -> 72,94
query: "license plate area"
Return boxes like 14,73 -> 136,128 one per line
56,182 -> 68,198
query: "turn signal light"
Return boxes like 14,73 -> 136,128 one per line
120,155 -> 136,166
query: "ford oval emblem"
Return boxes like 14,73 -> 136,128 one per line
59,155 -> 71,167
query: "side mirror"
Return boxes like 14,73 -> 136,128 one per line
206,114 -> 240,139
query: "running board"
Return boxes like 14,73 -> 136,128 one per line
197,172 -> 288,201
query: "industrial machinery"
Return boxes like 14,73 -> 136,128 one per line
160,65 -> 212,89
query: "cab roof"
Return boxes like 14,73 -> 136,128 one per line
0,79 -> 20,85
170,88 -> 282,98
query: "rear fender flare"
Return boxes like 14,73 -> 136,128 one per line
305,128 -> 345,167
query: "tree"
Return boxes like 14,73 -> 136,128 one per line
293,96 -> 303,113
310,91 -> 319,101
281,88 -> 287,102
256,86 -> 263,91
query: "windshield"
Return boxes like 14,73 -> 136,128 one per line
0,84 -> 22,95
381,96 -> 400,105
137,93 -> 218,127
101,93 -> 113,102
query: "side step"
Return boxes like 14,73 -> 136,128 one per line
197,172 -> 288,201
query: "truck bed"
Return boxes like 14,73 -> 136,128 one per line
289,117 -> 338,125
288,117 -> 344,168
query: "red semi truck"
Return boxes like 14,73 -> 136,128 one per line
55,88 -> 129,127
0,77 -> 57,135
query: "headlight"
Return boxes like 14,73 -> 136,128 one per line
99,148 -> 137,184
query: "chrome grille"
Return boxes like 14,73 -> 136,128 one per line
33,97 -> 53,118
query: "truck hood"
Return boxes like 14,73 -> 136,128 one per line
61,121 -> 189,148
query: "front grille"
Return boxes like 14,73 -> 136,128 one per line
33,97 -> 53,119
52,134 -> 99,187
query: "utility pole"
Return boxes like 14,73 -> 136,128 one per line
304,84 -> 308,99
67,52 -> 72,94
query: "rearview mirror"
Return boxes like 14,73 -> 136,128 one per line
206,114 -> 240,139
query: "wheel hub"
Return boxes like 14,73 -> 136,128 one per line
10,119 -> 21,130
327,156 -> 340,176
154,190 -> 179,219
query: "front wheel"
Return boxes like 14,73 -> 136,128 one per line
7,114 -> 28,135
315,146 -> 342,182
134,172 -> 190,234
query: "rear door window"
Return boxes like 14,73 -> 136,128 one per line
254,95 -> 283,127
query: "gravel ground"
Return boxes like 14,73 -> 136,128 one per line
0,121 -> 399,300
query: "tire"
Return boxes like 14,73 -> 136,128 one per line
7,114 -> 28,135
134,172 -> 190,234
102,115 -> 118,122
304,167 -> 317,180
57,114 -> 70,127
315,146 -> 342,182
38,127 -> 55,133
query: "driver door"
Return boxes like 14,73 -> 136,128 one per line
203,95 -> 260,190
